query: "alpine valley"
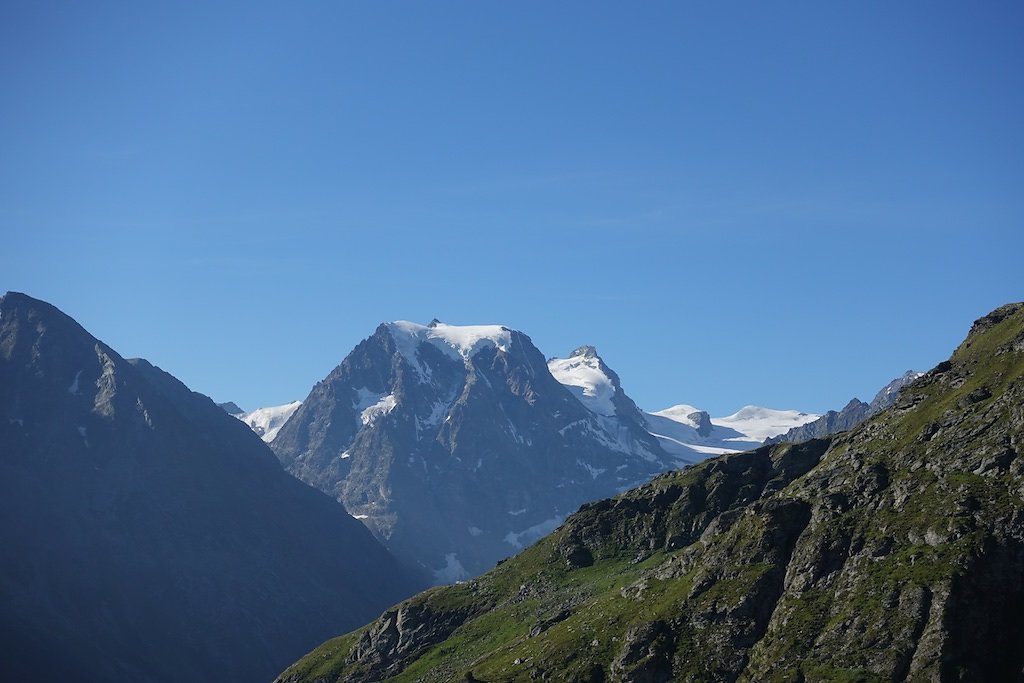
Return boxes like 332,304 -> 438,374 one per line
276,303 -> 1024,681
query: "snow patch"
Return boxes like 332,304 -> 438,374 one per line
576,459 -> 607,479
77,426 -> 89,447
354,388 -> 397,426
508,508 -> 527,516
68,370 -> 82,395
558,419 -> 587,436
468,526 -> 483,537
352,514 -> 369,520
504,515 -> 565,549
417,400 -> 449,436
433,552 -> 468,584
236,401 -> 301,442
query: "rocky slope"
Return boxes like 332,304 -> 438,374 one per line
0,293 -> 417,683
271,322 -> 677,582
276,302 -> 1024,682
765,370 -> 923,445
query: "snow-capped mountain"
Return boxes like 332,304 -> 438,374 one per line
542,346 -> 819,461
713,405 -> 821,443
643,404 -> 820,461
231,401 -> 302,442
270,321 -> 677,583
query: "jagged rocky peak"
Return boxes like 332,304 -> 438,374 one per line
547,344 -> 633,418
218,401 -> 244,415
686,408 -> 714,436
869,369 -> 925,413
570,344 -> 599,359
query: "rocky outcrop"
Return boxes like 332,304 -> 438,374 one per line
277,302 -> 1024,683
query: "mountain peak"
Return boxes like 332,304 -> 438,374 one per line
387,320 -> 514,361
548,348 -> 619,416
570,345 -> 599,359
218,401 -> 245,415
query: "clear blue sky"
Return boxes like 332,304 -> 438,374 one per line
2,2 -> 1021,416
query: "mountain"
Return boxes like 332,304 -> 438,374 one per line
216,400 -> 244,414
276,302 -> 1024,682
232,400 -> 302,442
869,370 -> 925,413
270,321 -> 677,583
0,293 -> 417,683
765,370 -> 924,445
644,404 -> 819,461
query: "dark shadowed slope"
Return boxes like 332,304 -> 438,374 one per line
0,292 -> 419,683
278,303 -> 1024,683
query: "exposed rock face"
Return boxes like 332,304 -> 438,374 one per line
765,370 -> 923,445
271,321 -> 676,582
0,293 -> 418,683
277,302 -> 1024,683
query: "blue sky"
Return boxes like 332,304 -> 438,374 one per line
2,2 -> 1021,416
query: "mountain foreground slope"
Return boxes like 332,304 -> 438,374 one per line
277,302 -> 1024,682
0,293 -> 418,683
